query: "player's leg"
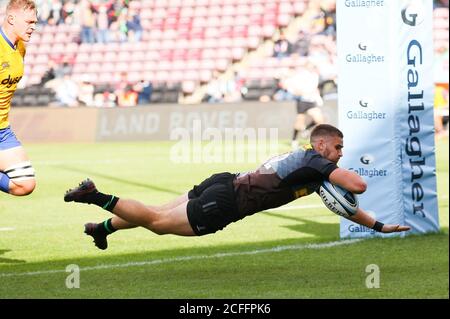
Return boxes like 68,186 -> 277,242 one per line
64,178 -> 189,212
83,197 -> 194,248
83,215 -> 137,250
65,174 -> 235,248
147,193 -> 189,212
0,146 -> 36,196
293,113 -> 307,131
83,197 -> 193,250
306,107 -> 324,127
292,113 -> 306,149
110,198 -> 194,236
91,173 -> 234,236
104,183 -> 234,239
86,193 -> 189,236
105,173 -> 236,237
65,179 -> 194,248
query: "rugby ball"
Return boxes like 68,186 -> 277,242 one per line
319,181 -> 359,218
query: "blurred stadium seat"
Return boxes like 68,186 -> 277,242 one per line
2,0 -> 446,106
13,0 -> 308,104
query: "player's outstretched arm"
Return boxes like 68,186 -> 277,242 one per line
329,168 -> 367,194
348,208 -> 411,233
379,224 -> 411,233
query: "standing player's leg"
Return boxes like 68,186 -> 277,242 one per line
0,146 -> 36,196
306,107 -> 324,128
291,113 -> 306,149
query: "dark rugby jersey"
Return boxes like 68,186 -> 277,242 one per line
233,145 -> 338,217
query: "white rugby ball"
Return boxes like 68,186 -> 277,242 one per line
319,181 -> 359,218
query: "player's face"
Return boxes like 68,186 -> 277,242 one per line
321,135 -> 343,164
11,8 -> 37,42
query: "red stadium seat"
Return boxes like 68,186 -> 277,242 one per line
434,17 -> 449,30
145,50 -> 160,61
180,6 -> 195,18
37,43 -> 52,54
72,63 -> 87,74
232,47 -> 246,61
35,54 -> 50,64
215,59 -> 230,71
434,29 -> 449,41
90,52 -> 104,62
116,51 -> 130,62
185,49 -> 202,60
170,70 -> 185,82
155,71 -> 170,82
114,62 -> 128,72
200,59 -> 215,70
86,62 -> 101,72
27,74 -> 43,86
127,71 -> 142,83
95,73 -> 113,84
64,42 -> 79,54
102,51 -> 117,61
75,52 -> 90,64
51,43 -> 66,54
236,4 -> 252,15
193,6 -> 208,17
131,51 -> 146,62
142,60 -> 157,71
183,70 -> 200,81
293,2 -> 307,15
235,15 -> 250,27
199,70 -> 213,82
39,32 -> 54,44
101,62 -> 116,73
434,7 -> 449,19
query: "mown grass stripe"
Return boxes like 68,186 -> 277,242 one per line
0,239 -> 362,278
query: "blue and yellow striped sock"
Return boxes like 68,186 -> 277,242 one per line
0,172 -> 10,193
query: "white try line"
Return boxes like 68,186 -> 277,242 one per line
0,239 -> 362,278
0,227 -> 15,232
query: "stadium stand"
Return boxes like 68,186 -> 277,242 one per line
1,0 -> 448,106
3,0 -> 308,106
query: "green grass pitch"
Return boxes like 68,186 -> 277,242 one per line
0,138 -> 448,298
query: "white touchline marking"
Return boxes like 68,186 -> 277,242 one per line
0,239 -> 363,278
0,227 -> 15,232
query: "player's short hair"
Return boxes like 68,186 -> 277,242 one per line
6,0 -> 36,12
310,124 -> 343,143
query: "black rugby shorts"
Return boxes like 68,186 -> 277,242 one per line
187,172 -> 240,236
